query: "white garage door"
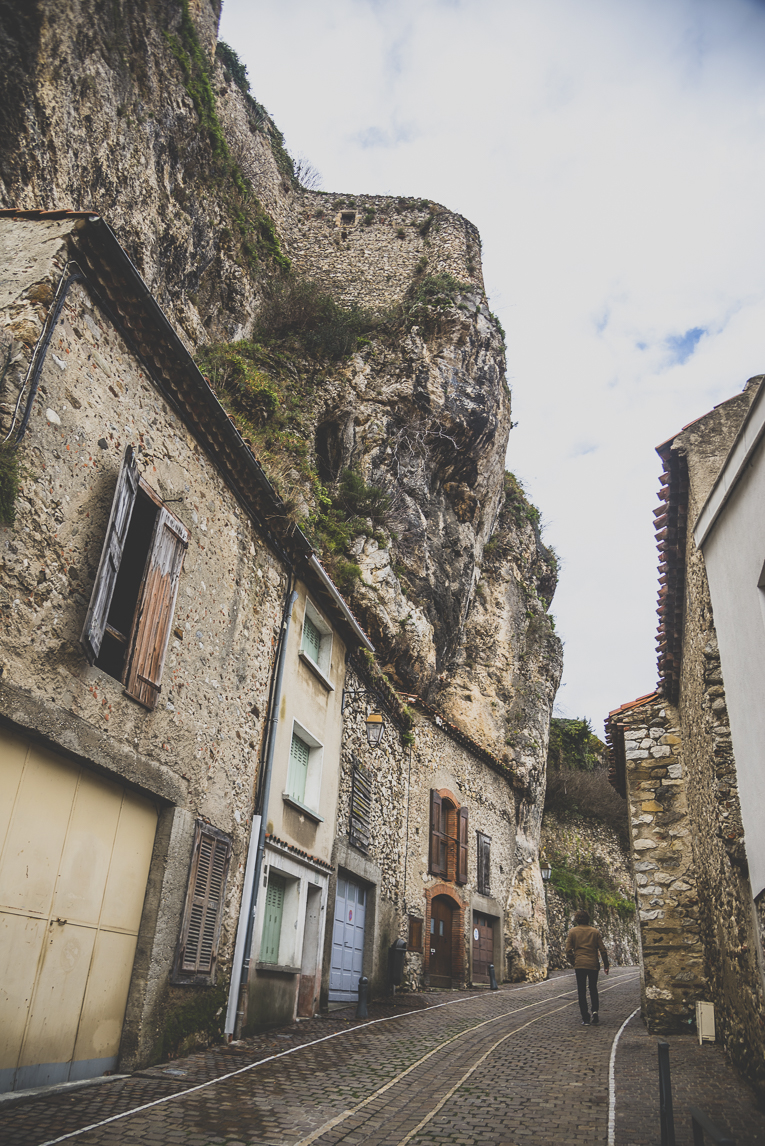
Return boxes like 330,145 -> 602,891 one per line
0,729 -> 158,1092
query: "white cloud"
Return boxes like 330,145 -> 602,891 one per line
220,0 -> 765,728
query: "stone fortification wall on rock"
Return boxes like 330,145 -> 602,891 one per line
541,812 -> 639,971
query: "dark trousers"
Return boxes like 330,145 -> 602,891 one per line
575,968 -> 599,1020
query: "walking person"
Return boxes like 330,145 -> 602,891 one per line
565,909 -> 609,1025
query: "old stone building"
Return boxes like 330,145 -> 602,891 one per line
0,0 -> 566,1085
606,377 -> 765,1097
322,659 -> 540,1009
0,211 -> 371,1088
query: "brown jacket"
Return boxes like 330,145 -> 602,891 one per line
565,925 -> 609,970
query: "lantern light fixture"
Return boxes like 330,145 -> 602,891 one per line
365,712 -> 384,747
541,861 -> 552,883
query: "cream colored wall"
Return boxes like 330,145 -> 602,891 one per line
265,582 -> 347,863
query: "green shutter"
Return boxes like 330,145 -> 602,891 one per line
260,874 -> 286,964
287,732 -> 310,803
301,613 -> 322,664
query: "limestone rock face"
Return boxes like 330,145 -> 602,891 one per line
0,0 -> 562,977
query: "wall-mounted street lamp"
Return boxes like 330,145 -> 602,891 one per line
365,712 -> 384,747
342,688 -> 386,747
540,861 -> 552,883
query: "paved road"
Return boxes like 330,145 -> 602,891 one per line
1,969 -> 648,1146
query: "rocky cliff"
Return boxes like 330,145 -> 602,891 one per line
0,0 -> 562,973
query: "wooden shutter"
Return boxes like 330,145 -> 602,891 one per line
81,445 -> 139,663
175,822 -> 231,982
287,732 -> 310,803
408,915 -> 423,952
302,613 -> 322,663
260,874 -> 286,964
477,832 -> 491,895
349,754 -> 372,853
456,806 -> 469,885
123,503 -> 188,708
429,790 -> 445,876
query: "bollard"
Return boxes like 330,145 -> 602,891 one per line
488,964 -> 499,991
658,1040 -> 676,1146
356,975 -> 369,1019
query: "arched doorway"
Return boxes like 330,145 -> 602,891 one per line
429,895 -> 456,987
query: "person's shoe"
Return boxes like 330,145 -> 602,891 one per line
582,1017 -> 590,1025
591,1012 -> 599,1025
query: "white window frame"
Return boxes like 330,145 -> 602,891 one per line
257,868 -> 301,971
298,599 -> 334,690
282,720 -> 324,822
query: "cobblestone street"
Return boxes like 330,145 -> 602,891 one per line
2,970 -> 764,1146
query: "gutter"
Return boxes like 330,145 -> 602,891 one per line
308,554 -> 374,652
232,586 -> 298,1039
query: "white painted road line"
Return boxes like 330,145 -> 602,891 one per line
608,1005 -> 641,1145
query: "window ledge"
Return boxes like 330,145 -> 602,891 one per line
282,794 -> 324,823
255,962 -> 300,975
298,650 -> 334,691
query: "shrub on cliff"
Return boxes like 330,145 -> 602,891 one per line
544,768 -> 629,847
255,276 -> 374,359
547,716 -> 605,772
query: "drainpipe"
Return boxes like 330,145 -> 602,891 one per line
231,584 -> 298,1039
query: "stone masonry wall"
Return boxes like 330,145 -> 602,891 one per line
619,698 -> 706,1032
0,219 -> 286,1060
670,415 -> 765,1097
331,667 -> 534,994
541,812 -> 639,971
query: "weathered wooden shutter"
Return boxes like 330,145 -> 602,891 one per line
408,915 -> 423,952
123,505 -> 188,708
477,832 -> 491,895
302,613 -> 322,663
349,754 -> 372,853
456,806 -> 469,885
287,732 -> 310,802
177,822 -> 231,981
260,874 -> 286,964
81,445 -> 139,663
429,790 -> 445,876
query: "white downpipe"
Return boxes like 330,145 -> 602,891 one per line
224,814 -> 262,1037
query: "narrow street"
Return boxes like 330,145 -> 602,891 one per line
3,972 -> 642,1146
4,968 -> 764,1146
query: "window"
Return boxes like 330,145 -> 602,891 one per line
287,732 -> 310,803
299,599 -> 333,686
340,210 -> 356,225
408,915 -> 423,953
349,753 -> 372,853
429,791 -> 468,884
172,821 -> 231,985
477,832 -> 491,896
81,445 -> 188,709
260,873 -> 286,964
283,721 -> 324,821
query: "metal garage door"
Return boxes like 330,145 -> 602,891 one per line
0,729 -> 158,1092
328,876 -> 366,1002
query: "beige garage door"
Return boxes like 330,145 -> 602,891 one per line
0,729 -> 158,1092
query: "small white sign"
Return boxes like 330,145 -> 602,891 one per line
474,928 -> 479,941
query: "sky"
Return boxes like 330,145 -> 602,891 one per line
219,0 -> 765,732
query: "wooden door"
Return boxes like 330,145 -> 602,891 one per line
429,896 -> 453,987
472,912 -> 494,983
328,877 -> 366,1001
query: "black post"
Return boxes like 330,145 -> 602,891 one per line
658,1040 -> 676,1146
488,964 -> 498,990
356,976 -> 369,1019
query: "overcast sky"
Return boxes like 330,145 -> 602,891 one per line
219,0 -> 765,733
